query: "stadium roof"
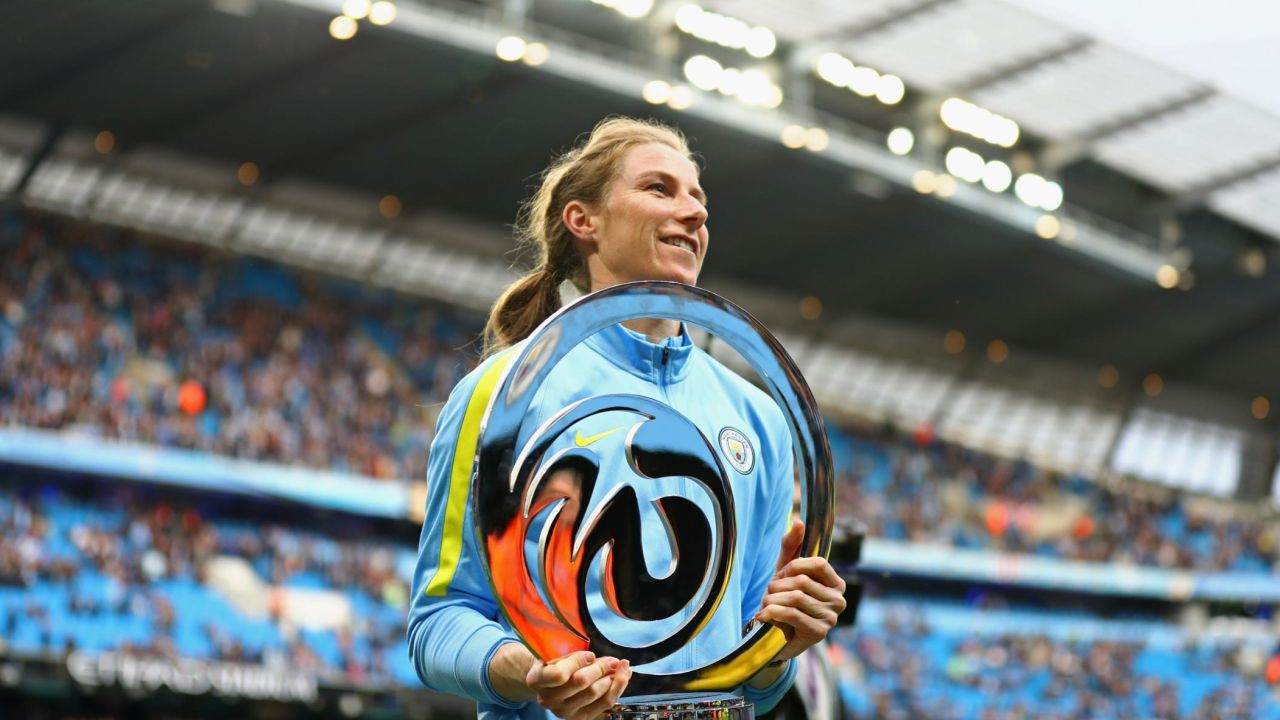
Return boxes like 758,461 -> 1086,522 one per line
4,0 -> 1280,407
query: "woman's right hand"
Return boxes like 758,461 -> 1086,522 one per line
526,650 -> 632,720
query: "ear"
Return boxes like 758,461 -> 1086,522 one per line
562,200 -> 597,247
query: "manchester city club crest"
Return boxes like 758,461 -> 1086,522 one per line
718,427 -> 755,474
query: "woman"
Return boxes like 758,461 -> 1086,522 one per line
408,117 -> 846,720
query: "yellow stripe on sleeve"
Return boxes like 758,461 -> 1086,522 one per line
424,350 -> 517,597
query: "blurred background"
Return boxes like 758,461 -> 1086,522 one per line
3,0 -> 1280,718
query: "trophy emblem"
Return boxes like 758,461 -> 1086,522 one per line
473,281 -> 834,716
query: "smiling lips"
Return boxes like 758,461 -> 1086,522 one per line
661,236 -> 698,255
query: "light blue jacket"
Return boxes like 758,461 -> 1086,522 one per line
407,323 -> 798,718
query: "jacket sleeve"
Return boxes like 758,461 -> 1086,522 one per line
406,352 -> 527,709
739,406 -> 800,713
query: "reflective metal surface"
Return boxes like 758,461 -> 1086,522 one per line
605,693 -> 753,720
473,281 -> 833,696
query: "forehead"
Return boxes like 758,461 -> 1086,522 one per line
617,142 -> 700,182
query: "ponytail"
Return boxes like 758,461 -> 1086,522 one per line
482,266 -> 562,355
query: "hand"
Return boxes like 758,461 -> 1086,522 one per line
526,650 -> 632,720
755,521 -> 847,663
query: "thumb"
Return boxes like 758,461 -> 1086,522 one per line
775,520 -> 805,574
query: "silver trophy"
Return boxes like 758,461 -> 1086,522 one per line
472,281 -> 834,719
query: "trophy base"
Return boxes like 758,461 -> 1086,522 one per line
605,693 -> 753,720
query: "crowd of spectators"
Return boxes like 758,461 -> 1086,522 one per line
833,603 -> 1277,720
0,208 -> 480,481
0,478 -> 411,685
836,428 -> 1280,574
4,208 -> 1280,575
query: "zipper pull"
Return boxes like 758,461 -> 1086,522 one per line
662,346 -> 670,366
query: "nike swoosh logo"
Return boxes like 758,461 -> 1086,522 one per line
574,426 -> 625,447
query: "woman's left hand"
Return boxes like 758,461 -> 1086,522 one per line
755,521 -> 847,662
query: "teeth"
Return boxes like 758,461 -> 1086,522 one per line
664,238 -> 695,253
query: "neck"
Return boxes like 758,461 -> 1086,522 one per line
622,317 -> 682,344
589,275 -> 685,343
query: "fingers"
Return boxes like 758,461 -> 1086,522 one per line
565,660 -> 632,720
527,650 -> 597,690
757,603 -> 832,640
776,555 -> 846,592
767,567 -> 846,599
529,653 -> 631,719
757,559 -> 848,642
760,588 -> 842,626
774,520 -> 805,573
538,657 -> 621,704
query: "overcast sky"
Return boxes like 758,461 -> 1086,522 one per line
1006,0 -> 1280,116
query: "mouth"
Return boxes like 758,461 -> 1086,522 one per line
660,235 -> 698,256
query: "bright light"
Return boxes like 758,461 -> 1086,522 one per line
745,27 -> 776,58
1156,264 -> 1180,289
1040,180 -> 1063,211
343,0 -> 370,18
594,0 -> 653,19
991,117 -> 1020,147
945,147 -> 984,183
523,42 -> 549,66
496,36 -> 526,62
912,170 -> 937,194
237,161 -> 259,186
1253,396 -> 1270,420
987,340 -> 1009,364
329,15 -> 358,40
934,174 -> 957,197
675,4 -> 702,33
1013,173 -> 1064,210
735,69 -> 778,107
668,85 -> 694,109
1014,173 -> 1046,207
940,98 -> 969,130
379,194 -> 402,219
685,56 -> 779,107
805,128 -> 829,152
683,55 -> 723,91
716,67 -> 741,96
780,125 -> 807,149
760,83 -> 783,108
368,1 -> 396,25
673,4 -> 774,57
816,53 -> 853,87
875,74 -> 905,105
848,66 -> 879,97
643,80 -> 672,104
982,160 -> 1012,193
616,0 -> 654,19
1035,214 -> 1060,239
886,127 -> 914,156
1143,373 -> 1163,397
94,130 -> 115,154
940,97 -> 1020,148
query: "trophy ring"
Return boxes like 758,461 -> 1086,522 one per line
472,280 -> 834,704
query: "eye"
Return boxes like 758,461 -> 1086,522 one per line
646,182 -> 669,195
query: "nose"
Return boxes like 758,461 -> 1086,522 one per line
677,192 -> 708,229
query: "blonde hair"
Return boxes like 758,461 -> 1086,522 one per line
482,117 -> 694,355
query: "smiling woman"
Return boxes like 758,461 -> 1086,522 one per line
481,118 -> 706,352
406,117 -> 846,720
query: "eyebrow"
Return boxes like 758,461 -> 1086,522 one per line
639,170 -> 708,206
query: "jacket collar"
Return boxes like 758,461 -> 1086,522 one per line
585,322 -> 693,382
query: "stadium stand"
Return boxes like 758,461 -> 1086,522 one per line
3,209 -> 1280,718
0,471 -> 418,688
4,208 -> 1279,573
0,207 -> 481,482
